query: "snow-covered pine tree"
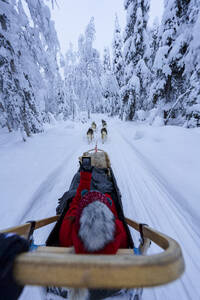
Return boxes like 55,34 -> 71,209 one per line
25,0 -> 64,118
67,18 -> 102,117
148,18 -> 159,71
112,14 -> 124,89
143,18 -> 159,112
0,0 -> 43,136
101,45 -> 119,116
103,47 -> 111,72
111,14 -> 125,117
55,74 -> 67,120
150,0 -> 193,125
183,0 -> 200,127
64,44 -> 78,120
0,9 -> 20,132
121,0 -> 150,121
0,0 -> 65,137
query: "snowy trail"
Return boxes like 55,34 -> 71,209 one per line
13,117 -> 199,300
103,122 -> 200,300
18,130 -> 95,244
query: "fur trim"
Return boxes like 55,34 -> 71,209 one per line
79,201 -> 115,251
68,288 -> 89,300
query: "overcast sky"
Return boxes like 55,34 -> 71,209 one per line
50,0 -> 164,57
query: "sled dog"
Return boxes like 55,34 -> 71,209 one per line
87,128 -> 94,143
102,119 -> 107,128
101,127 -> 107,143
91,121 -> 97,131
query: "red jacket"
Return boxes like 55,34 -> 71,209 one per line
59,171 -> 128,254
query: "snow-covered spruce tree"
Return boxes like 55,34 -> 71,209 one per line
140,18 -> 159,114
183,0 -> 200,127
67,18 -> 102,118
0,0 -> 65,137
150,0 -> 195,125
111,15 -> 124,116
64,43 -> 78,120
148,18 -> 159,72
101,46 -> 119,116
0,0 -> 42,136
103,47 -> 111,72
25,0 -> 64,118
121,0 -> 150,121
55,73 -> 67,119
112,14 -> 124,89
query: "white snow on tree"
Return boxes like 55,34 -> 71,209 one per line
1,0 -> 200,131
121,0 -> 150,121
0,0 -> 66,138
64,18 -> 103,119
0,0 -> 43,136
149,0 -> 200,126
112,14 -> 124,88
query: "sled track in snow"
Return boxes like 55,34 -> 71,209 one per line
121,133 -> 200,242
110,129 -> 200,299
18,155 -> 72,224
18,145 -> 86,224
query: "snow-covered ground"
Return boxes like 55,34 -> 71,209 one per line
0,115 -> 200,300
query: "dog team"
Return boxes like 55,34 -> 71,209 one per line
87,120 -> 107,144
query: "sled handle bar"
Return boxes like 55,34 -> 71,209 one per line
0,215 -> 59,238
1,215 -> 185,288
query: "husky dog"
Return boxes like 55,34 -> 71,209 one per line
87,128 -> 94,143
91,121 -> 97,131
102,119 -> 107,128
101,127 -> 107,143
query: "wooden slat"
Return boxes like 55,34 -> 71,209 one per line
37,246 -> 75,254
36,246 -> 133,256
0,215 -> 59,236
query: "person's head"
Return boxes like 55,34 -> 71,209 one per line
76,191 -> 115,252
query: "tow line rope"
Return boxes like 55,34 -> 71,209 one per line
95,141 -> 98,152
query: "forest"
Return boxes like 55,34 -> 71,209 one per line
0,0 -> 200,141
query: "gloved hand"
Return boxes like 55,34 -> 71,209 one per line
79,161 -> 93,173
0,233 -> 29,300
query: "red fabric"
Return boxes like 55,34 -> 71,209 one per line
59,171 -> 128,254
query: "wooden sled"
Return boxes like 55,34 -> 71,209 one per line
1,215 -> 185,288
0,149 -> 185,289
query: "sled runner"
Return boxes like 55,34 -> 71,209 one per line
0,149 -> 185,291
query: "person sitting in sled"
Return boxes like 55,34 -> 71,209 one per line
59,161 -> 128,254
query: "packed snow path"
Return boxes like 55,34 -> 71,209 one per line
104,122 -> 200,300
0,116 -> 199,300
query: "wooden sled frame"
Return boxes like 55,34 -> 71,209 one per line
1,215 -> 185,289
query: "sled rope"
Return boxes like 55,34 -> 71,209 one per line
95,142 -> 98,153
